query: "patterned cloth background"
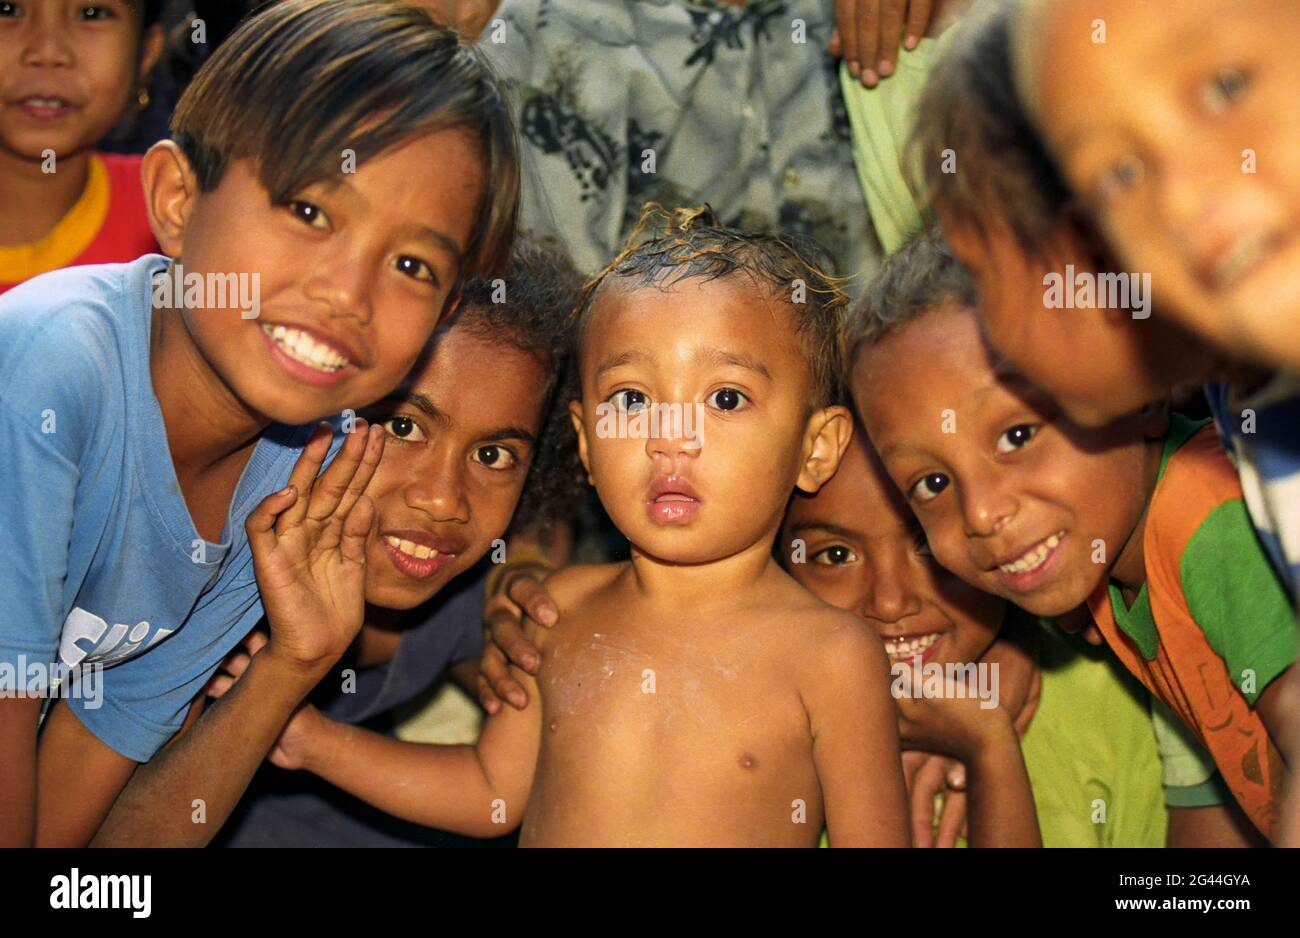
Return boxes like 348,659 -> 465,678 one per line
479,0 -> 880,286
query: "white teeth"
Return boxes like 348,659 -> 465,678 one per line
884,632 -> 941,659
1213,233 -> 1274,289
384,535 -> 439,560
24,97 -> 65,108
261,324 -> 349,372
999,532 -> 1064,575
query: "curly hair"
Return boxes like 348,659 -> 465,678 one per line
574,203 -> 851,409
451,233 -> 586,534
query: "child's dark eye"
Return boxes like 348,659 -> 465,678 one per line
707,387 -> 748,412
1096,155 -> 1146,203
394,255 -> 437,285
78,4 -> 117,20
1200,67 -> 1249,114
813,545 -> 857,566
911,473 -> 949,503
473,445 -> 517,471
381,415 -> 424,442
0,3 -> 20,18
287,200 -> 329,230
996,424 -> 1037,454
610,389 -> 649,413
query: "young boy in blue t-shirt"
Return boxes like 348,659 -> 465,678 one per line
0,0 -> 518,847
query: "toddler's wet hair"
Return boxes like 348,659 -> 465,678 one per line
844,228 -> 977,370
171,0 -> 518,280
909,0 -> 1070,252
575,204 -> 849,408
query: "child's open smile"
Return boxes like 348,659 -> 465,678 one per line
148,127 -> 486,427
853,303 -> 1160,617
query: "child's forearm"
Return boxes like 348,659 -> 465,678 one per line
963,727 -> 1041,848
91,650 -> 326,847
0,696 -> 41,847
302,717 -> 527,838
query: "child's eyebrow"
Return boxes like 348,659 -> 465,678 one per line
479,427 -> 538,449
788,519 -> 862,542
696,346 -> 772,380
596,348 -> 653,375
307,175 -> 464,263
378,391 -> 452,428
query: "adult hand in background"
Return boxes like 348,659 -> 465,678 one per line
417,0 -> 501,41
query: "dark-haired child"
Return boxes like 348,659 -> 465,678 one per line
241,206 -> 911,847
0,0 -> 165,292
0,0 -> 518,847
848,231 -> 1295,840
134,233 -> 583,847
780,422 -> 1198,847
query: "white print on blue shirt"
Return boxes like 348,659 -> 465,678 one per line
59,608 -> 174,668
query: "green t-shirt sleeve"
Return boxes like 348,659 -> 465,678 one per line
1150,697 -> 1218,791
1180,499 -> 1298,704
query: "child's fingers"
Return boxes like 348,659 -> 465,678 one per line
835,0 -> 860,75
476,671 -> 502,716
245,485 -> 300,557
909,755 -> 947,846
903,0 -> 933,49
479,639 -> 529,709
857,0 -> 882,86
935,789 -> 967,848
877,0 -> 905,76
277,423 -> 336,532
826,26 -> 842,56
339,494 -> 375,567
487,610 -> 541,673
509,575 -> 559,628
303,420 -> 370,524
205,674 -> 235,698
332,425 -> 385,523
244,630 -> 270,657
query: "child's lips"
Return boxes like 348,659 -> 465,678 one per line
378,530 -> 460,580
260,322 -> 361,389
12,96 -> 78,121
992,530 -> 1067,594
645,476 -> 702,525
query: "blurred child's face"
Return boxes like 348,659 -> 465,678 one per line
781,429 -> 1005,668
169,128 -> 486,426
0,0 -> 156,163
573,277 -> 840,566
1026,0 -> 1300,370
852,304 -> 1158,617
944,214 -> 1188,428
358,320 -> 548,610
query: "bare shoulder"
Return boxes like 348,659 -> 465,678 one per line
759,576 -> 890,685
541,563 -> 626,615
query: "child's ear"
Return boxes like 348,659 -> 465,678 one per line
568,400 -> 593,484
137,24 -> 165,90
795,405 -> 853,494
141,141 -> 198,258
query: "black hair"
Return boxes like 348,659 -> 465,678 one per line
844,227 -> 977,368
452,233 -> 587,533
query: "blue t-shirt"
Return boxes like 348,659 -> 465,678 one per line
1205,376 -> 1300,601
0,256 -> 332,761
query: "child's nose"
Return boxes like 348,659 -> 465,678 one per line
21,17 -> 75,68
